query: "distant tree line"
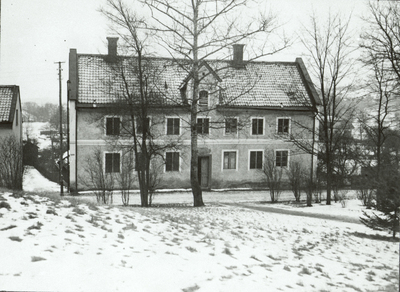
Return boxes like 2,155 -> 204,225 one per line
23,102 -> 67,128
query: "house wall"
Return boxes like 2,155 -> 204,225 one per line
72,103 -> 316,191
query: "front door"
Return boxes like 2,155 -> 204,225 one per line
198,156 -> 211,189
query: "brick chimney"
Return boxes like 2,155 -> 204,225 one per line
106,37 -> 118,61
232,44 -> 245,68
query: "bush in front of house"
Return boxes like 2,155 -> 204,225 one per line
0,135 -> 23,190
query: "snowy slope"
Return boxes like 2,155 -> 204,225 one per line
0,190 -> 398,292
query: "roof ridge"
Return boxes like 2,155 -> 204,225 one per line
77,53 -> 299,66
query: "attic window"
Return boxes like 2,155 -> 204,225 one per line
199,90 -> 208,107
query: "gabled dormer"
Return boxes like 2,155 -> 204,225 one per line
179,60 -> 222,108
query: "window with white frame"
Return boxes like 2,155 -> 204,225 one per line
105,152 -> 120,173
197,118 -> 209,135
166,118 -> 180,135
223,151 -> 237,170
275,150 -> 289,167
165,152 -> 180,172
277,118 -> 290,135
225,118 -> 238,135
249,151 -> 263,169
106,117 -> 120,136
251,118 -> 264,135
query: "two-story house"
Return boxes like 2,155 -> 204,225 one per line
0,85 -> 22,142
68,38 -> 320,192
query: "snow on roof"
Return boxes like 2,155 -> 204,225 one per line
75,54 -> 317,109
0,86 -> 19,123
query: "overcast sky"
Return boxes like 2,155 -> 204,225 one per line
0,0 -> 368,105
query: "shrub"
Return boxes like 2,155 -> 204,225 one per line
261,151 -> 283,203
0,135 -> 23,190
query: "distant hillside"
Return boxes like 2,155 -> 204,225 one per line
22,102 -> 58,123
22,102 -> 67,125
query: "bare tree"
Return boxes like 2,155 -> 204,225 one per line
297,12 -> 357,205
138,0 -> 291,206
360,1 -> 400,86
118,150 -> 135,206
359,2 -> 400,207
100,0 -> 180,207
287,160 -> 306,202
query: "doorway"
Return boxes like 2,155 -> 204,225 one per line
198,155 -> 211,190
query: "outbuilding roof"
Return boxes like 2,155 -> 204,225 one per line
0,86 -> 19,124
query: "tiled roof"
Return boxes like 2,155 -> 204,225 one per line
212,61 -> 313,107
0,86 -> 18,123
76,54 -> 318,108
77,55 -> 189,105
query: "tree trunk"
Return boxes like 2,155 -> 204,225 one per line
190,111 -> 204,207
326,159 -> 332,205
190,4 -> 204,207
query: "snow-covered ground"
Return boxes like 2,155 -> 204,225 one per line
23,166 -> 64,193
0,167 -> 397,291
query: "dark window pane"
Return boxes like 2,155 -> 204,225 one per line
224,151 -> 236,169
105,153 -> 113,173
106,117 -> 120,135
250,151 -> 262,169
105,153 -> 120,173
256,152 -> 263,169
250,152 -> 256,169
106,118 -> 113,135
137,117 -> 150,134
252,118 -> 263,135
166,152 -> 172,171
278,119 -> 289,134
114,118 -> 120,135
258,119 -> 263,134
113,153 -> 120,173
197,118 -> 209,134
276,151 -> 288,167
167,118 -> 179,135
252,119 -> 258,135
166,152 -> 179,171
172,152 -> 179,171
225,118 -> 237,134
